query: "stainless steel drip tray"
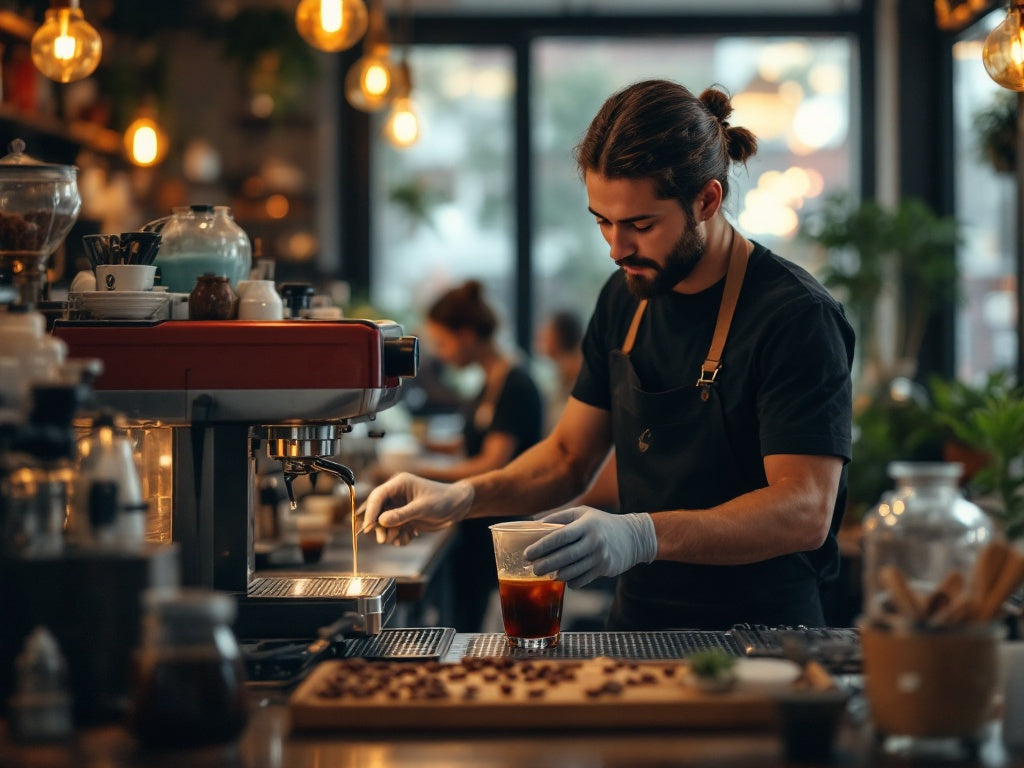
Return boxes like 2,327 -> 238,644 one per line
236,575 -> 396,640
447,631 -> 741,662
248,575 -> 392,601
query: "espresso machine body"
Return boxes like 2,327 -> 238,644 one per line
53,319 -> 418,638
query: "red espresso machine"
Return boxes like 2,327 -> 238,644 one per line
53,319 -> 418,638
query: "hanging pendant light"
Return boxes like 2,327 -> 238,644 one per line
31,0 -> 102,83
984,2 -> 1024,91
383,59 -> 420,148
124,106 -> 168,168
344,0 -> 397,112
295,0 -> 368,53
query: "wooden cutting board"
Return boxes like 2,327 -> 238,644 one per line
288,656 -> 835,731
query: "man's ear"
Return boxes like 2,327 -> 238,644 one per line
695,179 -> 724,222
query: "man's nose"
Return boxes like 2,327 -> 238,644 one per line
607,226 -> 636,261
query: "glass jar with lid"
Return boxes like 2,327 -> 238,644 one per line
0,139 -> 81,305
144,204 -> 251,294
131,588 -> 248,749
861,461 -> 994,620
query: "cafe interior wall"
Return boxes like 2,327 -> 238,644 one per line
0,1 -> 342,291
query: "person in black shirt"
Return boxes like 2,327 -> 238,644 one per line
361,80 -> 853,631
406,280 -> 543,630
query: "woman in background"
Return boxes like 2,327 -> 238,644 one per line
413,280 -> 543,630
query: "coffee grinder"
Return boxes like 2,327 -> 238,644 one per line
53,318 -> 418,638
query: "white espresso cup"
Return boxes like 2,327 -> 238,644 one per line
96,264 -> 156,292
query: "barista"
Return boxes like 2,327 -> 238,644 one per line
361,80 -> 854,631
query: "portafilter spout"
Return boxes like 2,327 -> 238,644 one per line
264,424 -> 353,508
278,457 -> 355,510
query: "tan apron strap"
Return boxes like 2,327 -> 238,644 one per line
698,228 -> 750,388
621,299 -> 648,354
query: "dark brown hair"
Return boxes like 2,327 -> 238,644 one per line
575,79 -> 757,212
427,279 -> 498,340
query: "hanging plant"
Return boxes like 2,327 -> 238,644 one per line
219,8 -> 321,116
974,91 -> 1016,174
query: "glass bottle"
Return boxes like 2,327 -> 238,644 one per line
211,206 -> 252,286
861,461 -> 994,620
132,589 -> 248,749
146,204 -> 251,294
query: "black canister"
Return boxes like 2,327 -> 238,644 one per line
278,282 -> 315,318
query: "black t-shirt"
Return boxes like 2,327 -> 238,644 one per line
574,241 -> 853,464
462,365 -> 543,459
573,241 -> 854,588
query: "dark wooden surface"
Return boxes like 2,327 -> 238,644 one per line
3,681 -> 1024,767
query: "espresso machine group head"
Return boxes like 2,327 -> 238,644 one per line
53,318 -> 418,638
264,425 -> 356,509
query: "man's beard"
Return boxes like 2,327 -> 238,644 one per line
619,225 -> 706,299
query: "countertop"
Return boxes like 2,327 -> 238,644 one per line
3,631 -> 1023,768
2,689 -> 1021,768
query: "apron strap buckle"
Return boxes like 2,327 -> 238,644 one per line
696,363 -> 720,388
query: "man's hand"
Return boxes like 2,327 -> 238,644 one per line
524,506 -> 657,588
359,473 -> 474,545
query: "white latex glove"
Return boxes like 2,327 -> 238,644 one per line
359,472 -> 474,545
524,506 -> 657,588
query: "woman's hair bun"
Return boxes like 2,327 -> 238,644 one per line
461,279 -> 484,301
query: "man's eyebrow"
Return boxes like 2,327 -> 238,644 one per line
587,207 -> 658,223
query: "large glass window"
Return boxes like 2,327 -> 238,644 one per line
370,36 -> 858,356
952,14 -> 1018,381
371,46 -> 515,341
532,36 -> 856,333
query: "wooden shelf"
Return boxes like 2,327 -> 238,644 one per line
0,104 -> 121,157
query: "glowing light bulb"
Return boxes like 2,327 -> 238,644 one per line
295,0 -> 368,53
124,115 -> 168,167
345,47 -> 396,112
363,62 -> 390,96
383,97 -> 420,148
984,3 -> 1024,91
31,1 -> 102,84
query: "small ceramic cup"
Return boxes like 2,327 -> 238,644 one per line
95,264 -> 157,292
237,279 -> 284,320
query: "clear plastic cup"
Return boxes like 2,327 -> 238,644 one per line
489,521 -> 565,650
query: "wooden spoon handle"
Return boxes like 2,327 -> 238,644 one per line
879,564 -> 924,620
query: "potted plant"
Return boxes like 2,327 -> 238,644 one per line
939,380 -> 1024,539
974,91 -> 1016,175
802,193 -> 959,389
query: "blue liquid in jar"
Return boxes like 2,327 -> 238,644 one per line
157,252 -> 245,294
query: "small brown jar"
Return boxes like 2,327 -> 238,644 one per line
189,273 -> 237,320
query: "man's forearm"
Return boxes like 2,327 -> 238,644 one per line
651,455 -> 842,565
463,436 -> 595,519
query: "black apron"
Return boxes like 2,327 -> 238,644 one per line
607,229 -> 824,631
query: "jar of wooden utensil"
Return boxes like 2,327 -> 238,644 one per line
861,462 -> 993,623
